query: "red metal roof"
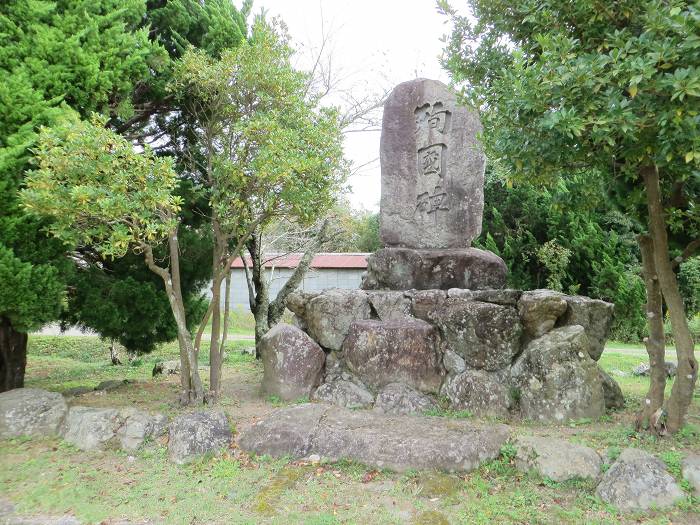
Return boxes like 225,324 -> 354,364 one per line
231,253 -> 369,269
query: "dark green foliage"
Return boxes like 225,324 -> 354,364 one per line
678,257 -> 700,317
477,167 -> 647,342
147,0 -> 250,59
0,0 -> 164,334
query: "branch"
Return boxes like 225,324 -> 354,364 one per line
268,218 -> 330,324
672,238 -> 700,270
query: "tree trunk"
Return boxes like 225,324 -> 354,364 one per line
142,234 -> 203,405
642,165 -> 698,433
219,271 -> 232,356
209,267 -> 222,402
635,234 -> 666,433
109,339 -> 122,366
0,317 -> 28,392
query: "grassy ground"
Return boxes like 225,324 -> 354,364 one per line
0,336 -> 698,525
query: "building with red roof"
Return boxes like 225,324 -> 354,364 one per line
224,253 -> 369,310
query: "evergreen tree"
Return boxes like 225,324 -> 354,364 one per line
0,0 -> 164,390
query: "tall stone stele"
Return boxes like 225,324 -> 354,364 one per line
362,78 -> 507,291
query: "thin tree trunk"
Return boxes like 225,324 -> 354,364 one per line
0,317 -> 28,392
142,234 -> 203,405
635,234 -> 666,433
642,165 -> 698,433
209,266 -> 222,402
219,271 -> 232,356
109,339 -> 122,366
268,219 -> 331,326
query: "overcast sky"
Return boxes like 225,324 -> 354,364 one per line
256,0 -> 453,212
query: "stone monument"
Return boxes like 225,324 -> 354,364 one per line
362,78 -> 507,291
257,79 -> 619,423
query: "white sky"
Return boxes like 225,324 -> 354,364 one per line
256,0 -> 452,212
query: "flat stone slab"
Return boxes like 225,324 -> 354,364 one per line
238,403 -> 510,472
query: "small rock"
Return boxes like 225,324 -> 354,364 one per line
374,383 -> 437,415
168,411 -> 232,464
598,367 -> 624,410
434,298 -> 522,371
312,379 -> 374,409
367,291 -> 413,321
0,388 -> 67,439
152,360 -> 180,376
632,362 -> 677,378
682,454 -> 700,497
307,453 -> 321,464
596,448 -> 684,511
514,435 -> 601,482
62,386 -> 93,397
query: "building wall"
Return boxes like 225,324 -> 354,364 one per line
220,267 -> 366,310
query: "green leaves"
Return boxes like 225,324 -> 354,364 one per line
171,21 -> 345,238
21,114 -> 181,259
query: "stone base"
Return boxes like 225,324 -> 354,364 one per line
361,247 -> 507,291
282,287 -> 615,422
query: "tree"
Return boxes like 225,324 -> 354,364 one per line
170,21 -> 345,400
441,0 -> 699,432
0,0 -> 164,391
477,166 -> 648,342
21,114 -> 206,404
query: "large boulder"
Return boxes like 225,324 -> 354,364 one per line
343,319 -> 444,394
596,448 -> 684,511
518,290 -> 567,338
361,248 -> 507,291
239,403 -> 511,473
311,379 -> 374,409
303,289 -> 371,350
0,388 -> 67,439
442,369 -> 512,417
259,323 -> 325,401
514,436 -> 601,482
511,326 -> 605,423
598,367 -> 625,410
61,407 -> 123,450
168,411 -> 232,464
373,383 -> 437,415
559,295 -> 614,361
434,298 -> 522,371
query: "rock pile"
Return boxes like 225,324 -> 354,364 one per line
281,288 -> 617,421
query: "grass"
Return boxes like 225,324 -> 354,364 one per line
0,336 -> 698,524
